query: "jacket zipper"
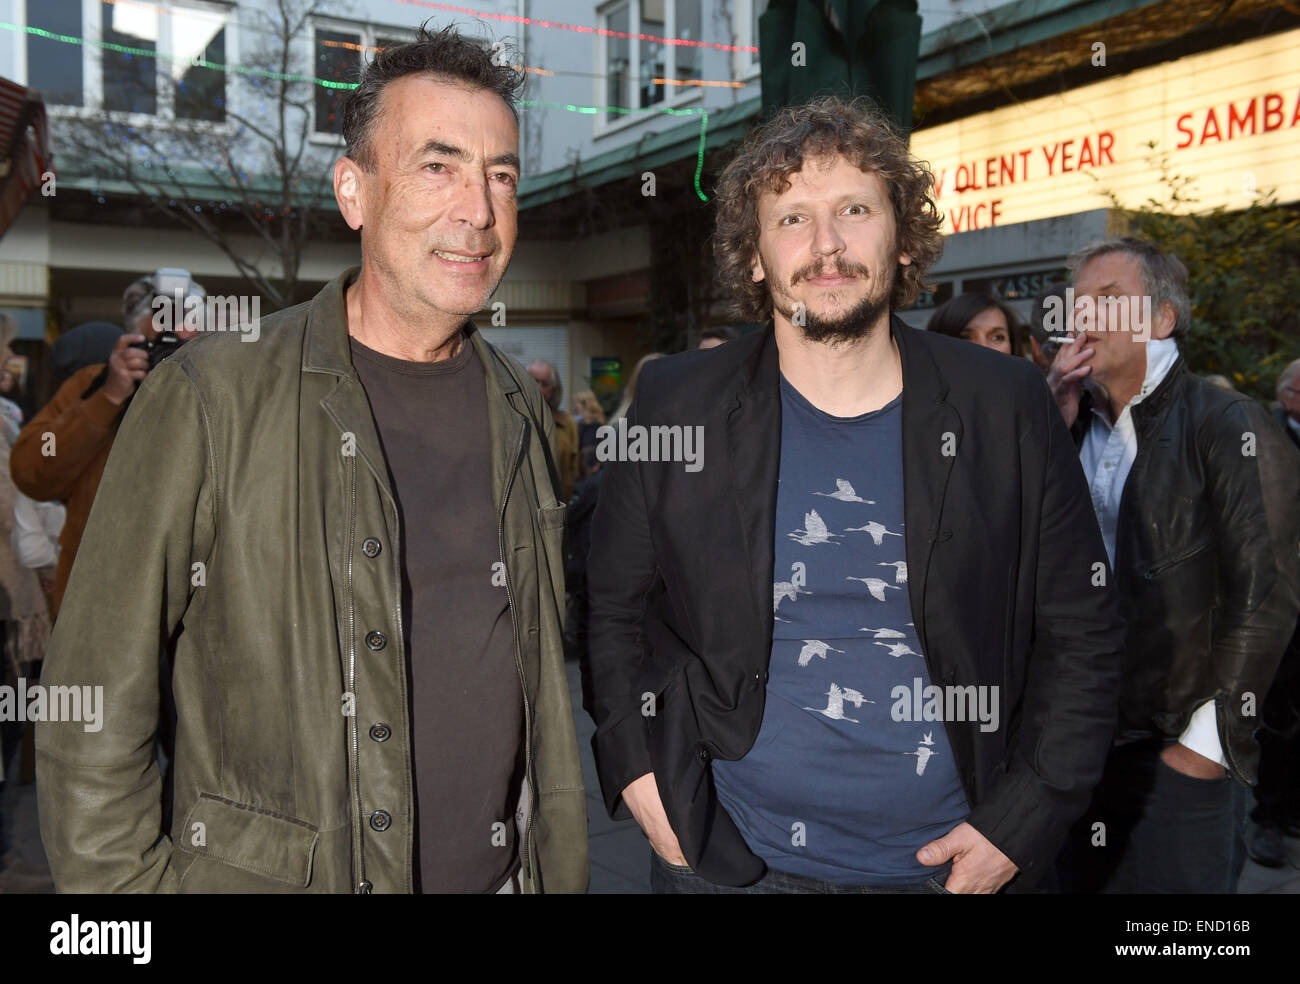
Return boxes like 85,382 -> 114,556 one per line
1142,541 -> 1213,580
347,455 -> 371,894
496,421 -> 534,887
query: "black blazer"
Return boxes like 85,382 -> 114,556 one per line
584,317 -> 1127,887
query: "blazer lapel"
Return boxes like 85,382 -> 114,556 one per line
725,327 -> 782,649
893,317 -> 962,659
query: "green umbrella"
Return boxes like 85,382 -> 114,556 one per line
760,0 -> 922,135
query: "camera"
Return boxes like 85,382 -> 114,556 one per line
129,332 -> 184,371
127,268 -> 203,371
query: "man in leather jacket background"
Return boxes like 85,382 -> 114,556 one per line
1048,237 -> 1300,892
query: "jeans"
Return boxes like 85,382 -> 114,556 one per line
649,850 -> 954,894
1057,739 -> 1243,893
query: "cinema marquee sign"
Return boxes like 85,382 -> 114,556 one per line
910,28 -> 1300,234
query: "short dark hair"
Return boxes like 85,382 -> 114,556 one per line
714,95 -> 944,321
343,22 -> 524,172
926,291 -> 1027,356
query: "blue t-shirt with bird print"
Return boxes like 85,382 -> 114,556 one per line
711,373 -> 970,884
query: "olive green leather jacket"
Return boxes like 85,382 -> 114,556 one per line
37,269 -> 589,893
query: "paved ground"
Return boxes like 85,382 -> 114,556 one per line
1,662 -> 1295,895
566,659 -> 652,893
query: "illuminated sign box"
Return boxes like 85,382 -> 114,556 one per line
910,29 -> 1300,233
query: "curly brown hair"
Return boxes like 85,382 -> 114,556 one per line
714,96 -> 944,321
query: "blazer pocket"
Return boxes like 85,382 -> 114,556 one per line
178,793 -> 319,888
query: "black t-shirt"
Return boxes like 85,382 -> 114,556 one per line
350,331 -> 524,893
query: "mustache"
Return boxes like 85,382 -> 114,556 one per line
790,257 -> 871,284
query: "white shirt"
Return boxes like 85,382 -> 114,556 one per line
13,491 -> 65,569
1079,338 -> 1226,767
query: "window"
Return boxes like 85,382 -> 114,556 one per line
102,1 -> 158,115
733,0 -> 767,79
26,0 -> 229,122
314,29 -> 358,136
171,5 -> 228,122
313,27 -> 411,136
27,0 -> 84,107
598,0 -> 702,126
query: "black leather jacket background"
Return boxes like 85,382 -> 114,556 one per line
1073,359 -> 1300,783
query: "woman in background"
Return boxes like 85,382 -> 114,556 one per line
926,292 -> 1027,358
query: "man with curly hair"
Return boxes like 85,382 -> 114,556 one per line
585,96 -> 1127,893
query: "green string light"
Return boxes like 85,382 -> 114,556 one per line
2,21 -> 355,87
520,101 -> 709,202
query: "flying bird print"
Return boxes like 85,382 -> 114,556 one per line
846,576 -> 901,602
804,682 -> 873,723
796,640 -> 845,667
873,640 -> 921,658
773,580 -> 811,618
843,521 -> 903,546
859,627 -> 906,638
878,561 -> 907,584
904,731 -> 938,776
788,509 -> 842,546
812,479 -> 876,504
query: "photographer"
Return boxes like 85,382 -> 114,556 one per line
9,270 -> 205,616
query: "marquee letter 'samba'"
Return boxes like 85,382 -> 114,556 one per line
1176,89 -> 1300,147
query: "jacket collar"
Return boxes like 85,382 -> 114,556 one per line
727,315 -> 960,659
305,266 -> 526,509
1130,352 -> 1186,421
302,267 -> 358,377
301,266 -> 519,395
891,316 -> 962,660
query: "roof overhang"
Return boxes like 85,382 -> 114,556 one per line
0,77 -> 52,239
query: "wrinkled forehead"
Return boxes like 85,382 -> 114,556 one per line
376,75 -> 518,158
1076,251 -> 1145,293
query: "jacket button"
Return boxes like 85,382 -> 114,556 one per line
365,631 -> 387,651
369,723 -> 391,743
362,538 -> 382,558
369,810 -> 392,832
697,748 -> 709,762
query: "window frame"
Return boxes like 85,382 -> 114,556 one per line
732,0 -> 765,84
594,0 -> 703,140
29,0 -> 238,133
308,19 -> 416,146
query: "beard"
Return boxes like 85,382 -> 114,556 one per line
766,254 -> 895,345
